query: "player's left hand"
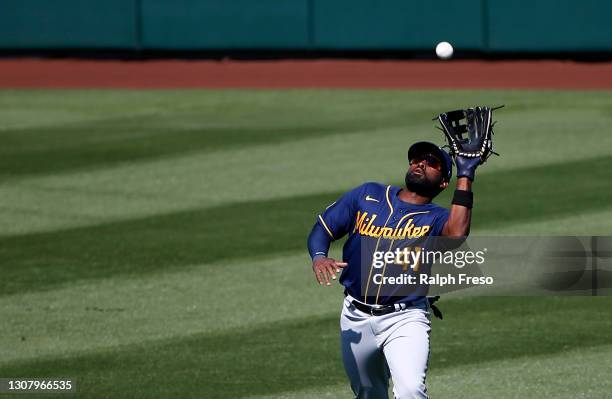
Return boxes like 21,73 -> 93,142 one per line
455,156 -> 481,181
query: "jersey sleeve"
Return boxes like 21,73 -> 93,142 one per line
317,184 -> 364,240
307,222 -> 333,260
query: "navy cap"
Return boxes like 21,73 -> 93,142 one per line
408,141 -> 453,181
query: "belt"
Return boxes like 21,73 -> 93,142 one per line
349,295 -> 443,319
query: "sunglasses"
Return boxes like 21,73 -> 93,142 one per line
410,153 -> 443,171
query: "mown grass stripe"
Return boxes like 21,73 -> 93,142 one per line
0,89 -> 437,179
0,253 -> 327,364
246,345 -> 612,399
1,297 -> 609,398
0,117 -> 402,180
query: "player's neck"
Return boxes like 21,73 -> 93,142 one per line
398,188 -> 432,205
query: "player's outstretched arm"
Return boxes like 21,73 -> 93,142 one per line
437,105 -> 499,237
442,176 -> 473,237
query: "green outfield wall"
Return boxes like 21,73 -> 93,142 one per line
1,0 -> 611,52
312,0 -> 485,50
141,0 -> 310,49
486,0 -> 612,51
0,0 -> 138,49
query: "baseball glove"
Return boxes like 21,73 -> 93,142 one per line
436,106 -> 502,162
435,106 -> 502,180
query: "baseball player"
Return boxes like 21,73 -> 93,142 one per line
306,136 -> 480,399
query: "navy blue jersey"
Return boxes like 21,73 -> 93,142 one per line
317,182 -> 449,305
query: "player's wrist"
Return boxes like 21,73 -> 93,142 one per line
312,254 -> 327,263
451,189 -> 473,208
455,177 -> 472,190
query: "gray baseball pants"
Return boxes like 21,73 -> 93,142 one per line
340,295 -> 431,399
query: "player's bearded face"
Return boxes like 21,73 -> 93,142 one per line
404,165 -> 444,198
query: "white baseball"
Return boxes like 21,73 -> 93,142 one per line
435,41 -> 454,60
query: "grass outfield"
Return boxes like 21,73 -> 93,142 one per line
0,89 -> 611,398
